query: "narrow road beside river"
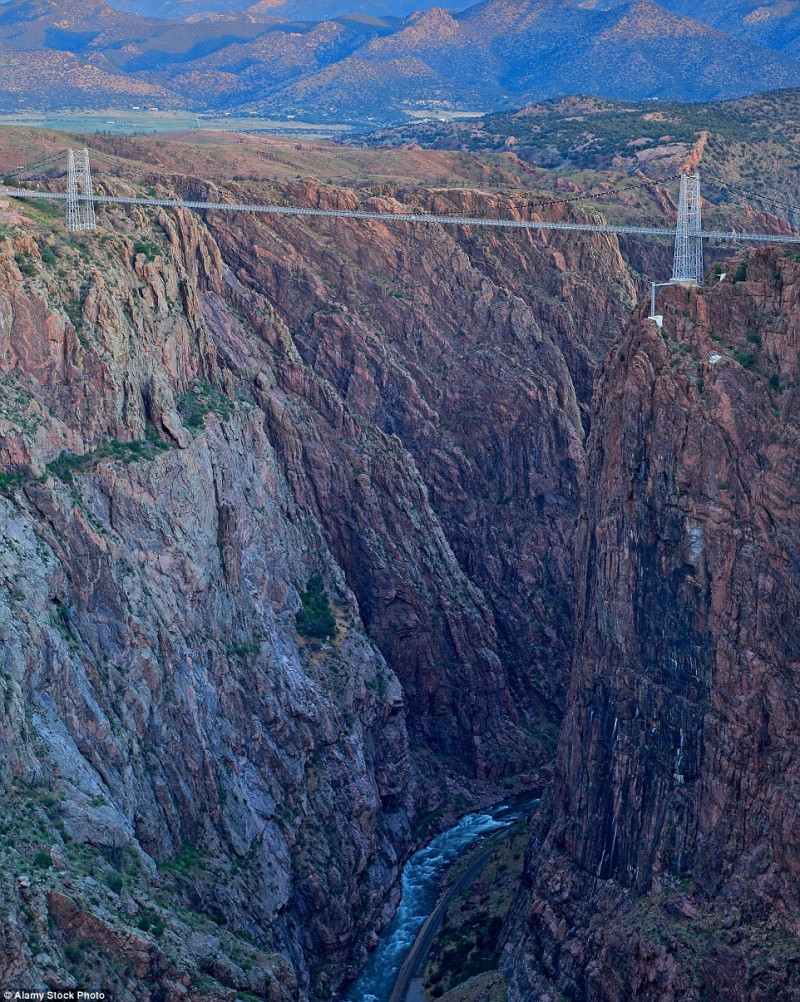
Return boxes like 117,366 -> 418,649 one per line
341,793 -> 539,1002
388,842 -> 497,1002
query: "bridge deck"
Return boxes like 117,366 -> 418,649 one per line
2,186 -> 799,244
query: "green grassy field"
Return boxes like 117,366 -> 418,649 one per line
0,109 -> 354,138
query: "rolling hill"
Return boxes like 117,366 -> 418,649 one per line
361,87 -> 800,232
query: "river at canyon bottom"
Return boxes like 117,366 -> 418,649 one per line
340,792 -> 540,1002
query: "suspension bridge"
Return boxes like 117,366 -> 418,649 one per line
2,148 -> 800,290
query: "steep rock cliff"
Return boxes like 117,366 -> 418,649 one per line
503,247 -> 800,1001
196,179 -> 638,746
0,214 -> 415,1000
0,143 -> 689,999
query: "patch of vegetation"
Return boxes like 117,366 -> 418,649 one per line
296,573 -> 337,641
96,438 -> 166,463
64,944 -> 83,964
40,248 -> 57,265
104,870 -> 123,894
45,434 -> 173,483
732,260 -> 748,284
769,374 -> 781,392
178,380 -> 233,430
132,238 -> 160,262
63,297 -> 84,331
46,451 -> 86,483
26,198 -> 62,220
14,252 -> 36,277
746,332 -> 762,345
165,842 -> 210,876
0,470 -> 26,494
32,850 -> 51,869
733,351 -> 754,368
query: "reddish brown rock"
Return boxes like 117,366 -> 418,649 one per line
503,248 -> 800,1001
195,179 -> 644,768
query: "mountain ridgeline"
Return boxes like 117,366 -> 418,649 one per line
0,0 -> 800,120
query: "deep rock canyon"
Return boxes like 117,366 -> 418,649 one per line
0,139 -> 799,1001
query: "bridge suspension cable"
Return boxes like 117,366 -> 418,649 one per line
515,172 -> 685,214
5,184 -> 799,248
0,185 -> 684,237
0,150 -> 68,180
702,175 -> 800,221
2,152 -> 800,283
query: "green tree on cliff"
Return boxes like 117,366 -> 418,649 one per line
296,573 -> 337,641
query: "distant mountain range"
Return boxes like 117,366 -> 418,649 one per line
0,0 -> 799,122
106,0 -> 428,18
641,0 -> 800,57
101,0 -> 800,57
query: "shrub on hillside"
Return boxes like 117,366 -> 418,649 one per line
296,574 -> 337,641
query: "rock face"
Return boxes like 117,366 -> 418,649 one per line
199,180 -> 639,758
502,248 -> 800,1001
10,140 -> 798,1002
0,215 -> 418,1000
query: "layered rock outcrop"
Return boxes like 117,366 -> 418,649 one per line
503,248 -> 800,1001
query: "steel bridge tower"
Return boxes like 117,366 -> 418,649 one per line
66,148 -> 96,232
671,172 -> 703,285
